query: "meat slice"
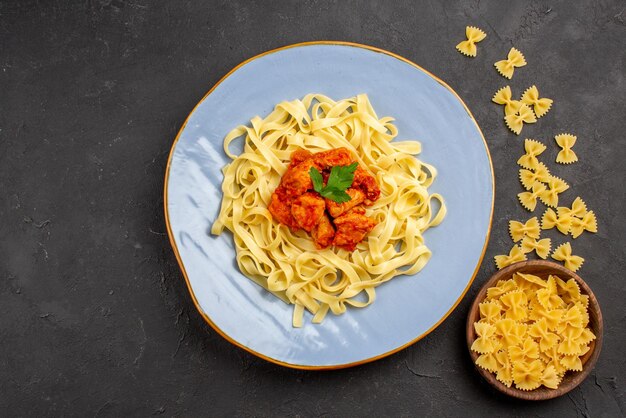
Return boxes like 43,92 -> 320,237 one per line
325,188 -> 365,218
332,210 -> 377,251
352,166 -> 380,204
290,192 -> 326,232
311,214 -> 335,249
268,187 -> 298,229
290,149 -> 313,166
314,147 -> 354,168
280,159 -> 317,197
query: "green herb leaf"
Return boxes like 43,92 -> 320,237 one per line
309,167 -> 324,193
308,162 -> 358,203
320,188 -> 352,203
327,162 -> 359,191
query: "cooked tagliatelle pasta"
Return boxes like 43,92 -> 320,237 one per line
211,94 -> 446,327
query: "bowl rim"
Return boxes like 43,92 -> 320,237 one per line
466,260 -> 603,400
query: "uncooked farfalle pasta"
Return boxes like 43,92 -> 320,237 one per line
494,47 -> 527,79
520,236 -> 551,259
493,86 -> 522,117
494,245 -> 527,270
455,24 -> 598,273
541,197 -> 597,239
517,139 -> 547,169
509,217 -> 540,242
552,243 -> 584,272
456,26 -> 487,57
505,104 -> 536,135
472,273 -> 596,390
521,85 -> 553,118
555,134 -> 578,164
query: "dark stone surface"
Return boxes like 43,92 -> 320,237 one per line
1,0 -> 625,416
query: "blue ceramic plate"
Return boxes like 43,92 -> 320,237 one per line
164,42 -> 494,369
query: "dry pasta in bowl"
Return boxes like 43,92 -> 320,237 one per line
466,260 -> 602,400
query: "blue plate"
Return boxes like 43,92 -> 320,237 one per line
164,42 -> 494,369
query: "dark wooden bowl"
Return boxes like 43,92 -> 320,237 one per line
466,260 -> 603,400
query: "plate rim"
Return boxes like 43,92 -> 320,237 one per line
163,41 -> 495,370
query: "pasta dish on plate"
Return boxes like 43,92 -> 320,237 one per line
211,94 -> 446,327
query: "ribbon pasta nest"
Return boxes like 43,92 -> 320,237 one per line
471,272 -> 596,391
211,94 -> 446,327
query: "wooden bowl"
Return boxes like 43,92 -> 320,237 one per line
466,260 -> 603,400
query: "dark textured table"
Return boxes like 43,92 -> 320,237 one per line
2,1 -> 625,416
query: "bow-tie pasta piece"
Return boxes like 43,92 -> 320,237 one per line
558,197 -> 588,218
514,273 -> 547,300
520,236 -> 552,259
492,86 -> 523,116
495,318 -> 527,348
476,352 -> 500,373
509,337 -> 540,363
519,162 -> 551,190
555,133 -> 578,164
471,322 -> 498,354
518,181 -> 546,211
487,279 -> 518,300
501,290 -> 528,321
544,345 -> 567,375
495,350 -> 514,387
528,318 -> 559,352
541,365 -> 562,389
576,328 -> 597,346
509,217 -> 541,242
456,26 -> 487,57
529,299 -> 565,330
505,104 -> 537,135
539,176 -> 569,208
558,325 -> 585,356
557,278 -> 582,304
494,245 -> 527,269
512,359 -> 543,391
560,354 -> 583,372
517,138 -> 547,169
552,242 -> 584,272
479,301 -> 503,323
495,47 -> 527,79
559,305 -> 585,331
521,85 -> 553,118
536,275 -> 565,310
570,211 -> 598,239
542,207 -> 572,235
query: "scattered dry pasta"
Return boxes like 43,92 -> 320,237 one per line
555,134 -> 578,164
472,273 -> 596,390
493,86 -> 522,117
509,217 -> 540,242
494,245 -> 527,270
456,26 -> 487,57
519,162 -> 550,190
521,85 -> 553,118
542,207 -> 572,235
520,236 -> 551,259
505,104 -> 537,135
556,197 -> 598,239
517,139 -> 547,169
539,176 -> 569,208
552,242 -> 584,272
518,181 -> 546,211
570,211 -> 597,239
494,47 -> 527,79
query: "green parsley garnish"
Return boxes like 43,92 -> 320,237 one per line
309,162 -> 358,203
